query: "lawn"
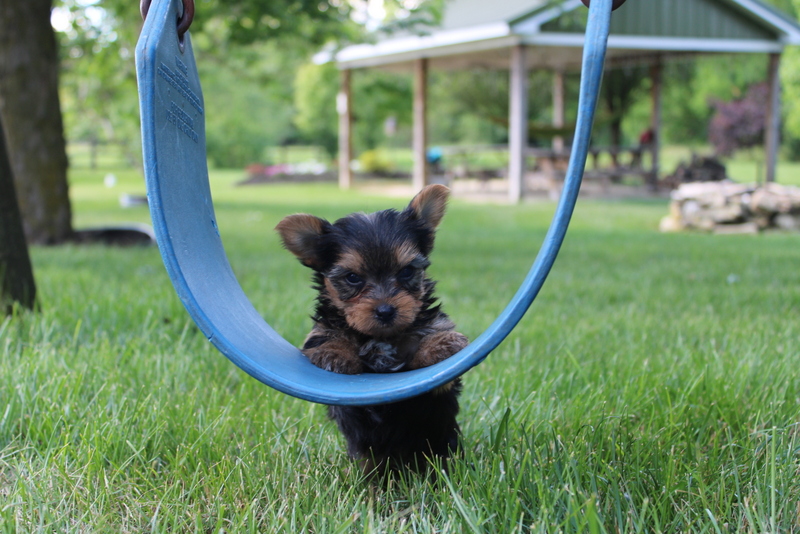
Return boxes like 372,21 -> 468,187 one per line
1,166 -> 799,532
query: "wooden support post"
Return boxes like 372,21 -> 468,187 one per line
765,53 -> 781,183
337,69 -> 352,189
508,44 -> 528,203
412,58 -> 429,191
552,69 -> 565,153
649,59 -> 663,189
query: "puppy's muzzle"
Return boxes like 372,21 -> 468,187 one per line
374,303 -> 397,325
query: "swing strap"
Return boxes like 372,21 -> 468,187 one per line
141,0 -> 195,38
581,0 -> 628,10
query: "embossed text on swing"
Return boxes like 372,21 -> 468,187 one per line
158,55 -> 203,143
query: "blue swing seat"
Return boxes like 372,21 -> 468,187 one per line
135,0 -> 614,405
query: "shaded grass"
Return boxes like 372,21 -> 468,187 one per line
2,173 -> 800,532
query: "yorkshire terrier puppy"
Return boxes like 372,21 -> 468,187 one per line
276,184 -> 468,475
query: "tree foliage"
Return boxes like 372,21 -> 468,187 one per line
293,62 -> 340,157
195,35 -> 312,167
56,0 -> 361,168
780,0 -> 800,158
600,66 -> 648,146
56,1 -> 142,165
51,0 -> 800,171
294,64 -> 413,157
708,82 -> 768,156
189,0 -> 357,47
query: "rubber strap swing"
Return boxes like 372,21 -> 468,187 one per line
135,0 -> 620,406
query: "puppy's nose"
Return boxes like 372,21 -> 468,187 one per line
374,304 -> 397,324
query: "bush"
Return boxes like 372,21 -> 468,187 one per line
357,149 -> 392,173
708,83 -> 767,157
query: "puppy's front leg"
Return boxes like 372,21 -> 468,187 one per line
408,331 -> 468,394
302,334 -> 363,374
409,331 -> 469,370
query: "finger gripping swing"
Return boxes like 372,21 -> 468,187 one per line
135,0 -> 615,406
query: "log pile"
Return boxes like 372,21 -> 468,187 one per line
659,181 -> 800,234
662,155 -> 726,189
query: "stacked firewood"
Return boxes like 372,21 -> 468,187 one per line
659,181 -> 800,234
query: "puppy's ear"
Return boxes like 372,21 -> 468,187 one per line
407,184 -> 450,230
275,214 -> 331,270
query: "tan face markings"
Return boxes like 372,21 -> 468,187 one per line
394,242 -> 420,270
341,292 -> 422,337
389,292 -> 422,329
323,240 -> 428,337
337,249 -> 366,275
345,298 -> 381,335
324,278 -> 346,307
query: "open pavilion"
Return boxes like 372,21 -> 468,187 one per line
323,0 -> 800,202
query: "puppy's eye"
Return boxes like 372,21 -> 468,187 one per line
397,266 -> 416,281
344,272 -> 363,285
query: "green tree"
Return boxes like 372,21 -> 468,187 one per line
294,65 -> 413,157
781,0 -> 800,157
600,66 -> 648,146
57,0 -> 142,166
195,35 -> 312,167
667,55 -> 767,145
1,0 -> 358,249
294,62 -> 340,157
57,0 -> 358,169
782,49 -> 800,156
620,55 -> 772,148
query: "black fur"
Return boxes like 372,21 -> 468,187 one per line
312,207 -> 437,274
328,380 -> 462,474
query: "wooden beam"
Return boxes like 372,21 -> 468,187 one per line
412,58 -> 428,191
508,44 -> 528,204
765,53 -> 781,183
552,69 -> 565,152
649,58 -> 663,189
337,69 -> 352,189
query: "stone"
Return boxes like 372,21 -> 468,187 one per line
671,181 -> 752,202
669,200 -> 682,219
695,218 -> 717,232
681,199 -> 701,218
774,213 -> 800,230
706,203 -> 745,223
752,214 -> 772,230
659,214 -> 684,233
713,222 -> 759,235
749,187 -> 800,214
665,181 -> 800,233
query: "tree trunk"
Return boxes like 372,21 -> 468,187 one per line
0,116 -> 37,312
0,0 -> 73,244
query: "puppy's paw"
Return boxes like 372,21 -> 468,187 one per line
409,331 -> 468,370
302,339 -> 363,374
359,340 -> 405,372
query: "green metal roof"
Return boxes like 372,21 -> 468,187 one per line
325,0 -> 800,70
539,0 -> 787,40
440,0 -> 552,30
607,0 -> 775,40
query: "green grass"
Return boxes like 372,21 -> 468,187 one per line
2,166 -> 800,532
